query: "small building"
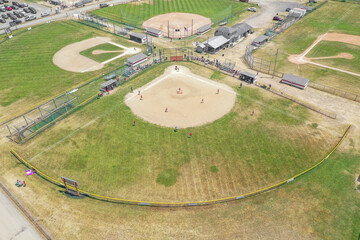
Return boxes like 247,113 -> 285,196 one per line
232,22 -> 253,38
100,79 -> 118,91
196,43 -> 206,53
239,72 -> 257,84
145,28 -> 162,37
129,32 -> 147,44
251,35 -> 270,47
215,26 -> 239,43
281,73 -> 309,89
127,53 -> 148,66
197,25 -> 212,35
203,36 -> 230,54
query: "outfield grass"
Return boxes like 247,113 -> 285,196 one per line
92,0 -> 249,27
253,1 -> 360,94
19,62 -> 342,202
0,20 -> 143,111
306,41 -> 360,74
80,43 -> 124,63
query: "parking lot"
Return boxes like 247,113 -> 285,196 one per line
0,1 -> 52,29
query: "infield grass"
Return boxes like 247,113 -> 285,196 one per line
92,0 -> 249,27
80,43 -> 124,63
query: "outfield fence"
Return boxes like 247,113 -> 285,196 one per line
10,124 -> 351,207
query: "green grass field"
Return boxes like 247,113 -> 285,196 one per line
0,20 -> 143,112
92,0 -> 249,27
306,41 -> 360,74
19,62 -> 342,202
80,43 -> 124,63
252,1 -> 360,94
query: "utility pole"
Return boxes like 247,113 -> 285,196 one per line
273,48 -> 278,78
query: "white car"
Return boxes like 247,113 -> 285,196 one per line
41,12 -> 50,17
248,7 -> 257,12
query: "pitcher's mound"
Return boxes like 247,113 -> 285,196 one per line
125,66 -> 236,128
142,12 -> 212,38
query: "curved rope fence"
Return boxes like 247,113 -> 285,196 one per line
10,125 -> 351,207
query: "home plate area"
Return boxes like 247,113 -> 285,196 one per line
125,66 -> 237,128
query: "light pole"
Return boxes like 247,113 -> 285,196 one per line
272,48 -> 278,78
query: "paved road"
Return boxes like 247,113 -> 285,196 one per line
246,0 -> 304,28
0,188 -> 42,240
0,0 -> 130,34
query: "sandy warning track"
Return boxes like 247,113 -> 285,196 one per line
53,37 -> 140,73
125,66 -> 236,128
142,12 -> 212,38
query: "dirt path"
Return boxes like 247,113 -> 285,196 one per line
125,65 -> 236,128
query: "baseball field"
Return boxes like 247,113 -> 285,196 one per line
0,0 -> 359,239
252,1 -> 360,94
92,0 -> 250,26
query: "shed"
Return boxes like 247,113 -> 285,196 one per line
251,35 -> 270,46
204,36 -> 230,53
281,73 -> 309,89
127,53 -> 148,66
232,22 -> 253,38
197,25 -> 212,35
101,79 -> 117,91
196,43 -> 206,53
130,32 -> 147,44
145,28 -> 162,37
239,72 -> 257,84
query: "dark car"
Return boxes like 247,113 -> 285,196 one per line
12,1 -> 20,6
1,13 -> 8,18
9,18 -> 20,25
23,7 -> 29,12
9,14 -> 16,20
99,3 -> 108,8
273,16 -> 283,21
25,15 -> 35,21
28,6 -> 36,13
286,8 -> 291,12
0,18 -> 5,23
10,5 -> 18,9
3,0 -> 9,2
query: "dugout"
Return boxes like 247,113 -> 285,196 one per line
239,72 -> 257,84
145,28 -> 162,37
197,25 -> 212,35
281,73 -> 309,89
251,35 -> 270,47
127,53 -> 148,66
130,32 -> 147,44
100,79 -> 118,91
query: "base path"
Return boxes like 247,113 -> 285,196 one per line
53,37 -> 140,73
0,188 -> 42,240
142,12 -> 212,38
125,66 -> 236,128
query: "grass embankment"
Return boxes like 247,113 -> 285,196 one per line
0,20 -> 143,116
80,43 -> 124,63
253,1 -> 360,93
92,0 -> 249,26
17,62 -> 340,202
306,41 -> 360,74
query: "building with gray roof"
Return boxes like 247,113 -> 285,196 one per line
127,53 -> 148,66
281,73 -> 309,89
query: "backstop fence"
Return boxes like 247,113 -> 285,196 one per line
10,124 -> 351,207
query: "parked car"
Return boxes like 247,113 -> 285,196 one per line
0,18 -> 5,23
9,18 -> 20,25
74,2 -> 84,7
28,6 -> 36,13
309,0 -> 317,3
40,12 -> 49,17
273,16 -> 283,21
1,13 -> 8,18
25,15 -> 35,21
6,6 -> 12,10
286,7 -> 291,12
0,0 -> 4,4
12,1 -> 20,6
247,7 -> 257,12
99,3 -> 108,8
0,7 -> 5,12
3,0 -> 9,2
23,7 -> 29,13
11,5 -> 18,9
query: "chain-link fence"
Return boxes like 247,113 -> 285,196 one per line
309,82 -> 360,103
